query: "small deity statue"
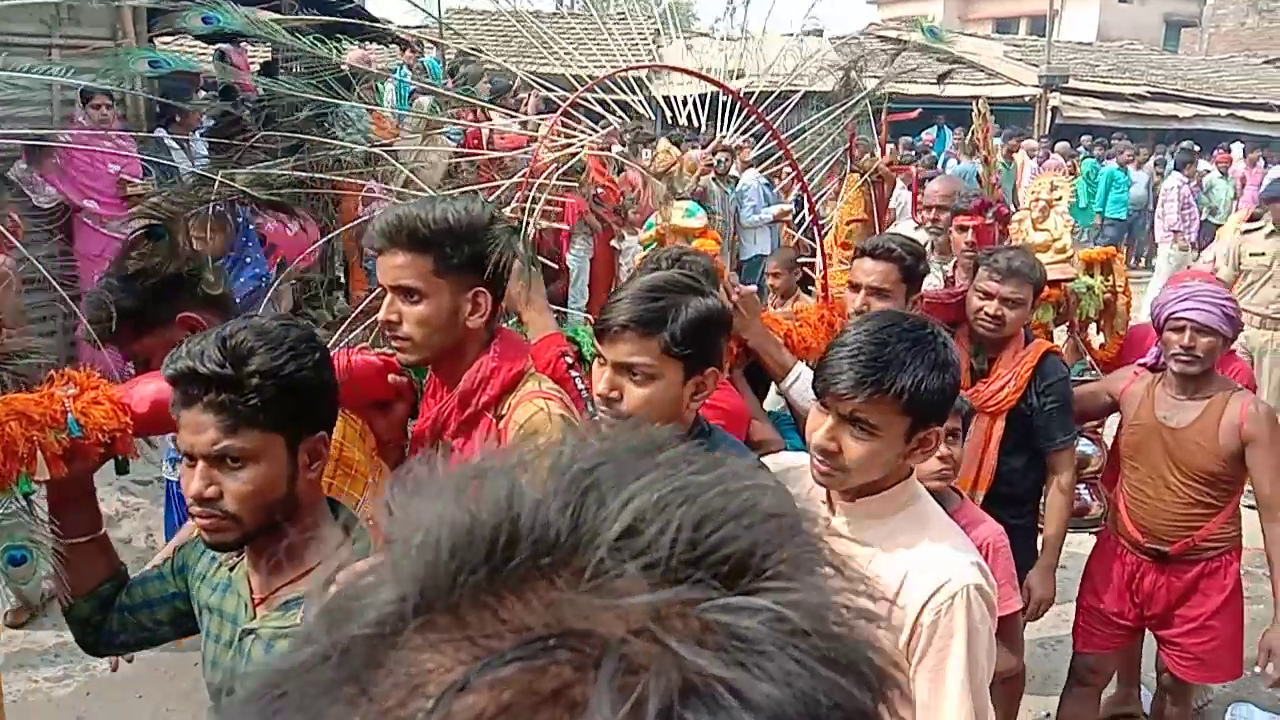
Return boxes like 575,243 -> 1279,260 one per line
1008,173 -> 1077,280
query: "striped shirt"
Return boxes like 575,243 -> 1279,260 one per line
1154,170 -> 1199,246
63,499 -> 370,709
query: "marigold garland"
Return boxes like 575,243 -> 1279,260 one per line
759,301 -> 848,365
0,368 -> 135,491
1079,252 -> 1132,371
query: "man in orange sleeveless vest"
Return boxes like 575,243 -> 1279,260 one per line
1059,275 -> 1280,718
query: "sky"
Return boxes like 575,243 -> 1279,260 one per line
364,0 -> 875,35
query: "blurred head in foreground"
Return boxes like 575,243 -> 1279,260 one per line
228,426 -> 906,720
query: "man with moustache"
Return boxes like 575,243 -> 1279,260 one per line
1059,276 -> 1280,719
955,246 -> 1077,621
896,173 -> 963,249
51,316 -> 370,710
783,310 -> 998,719
924,186 -> 985,291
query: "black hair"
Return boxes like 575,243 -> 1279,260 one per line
1153,156 -> 1168,169
851,233 -> 929,299
365,194 -> 515,311
1172,148 -> 1197,175
634,245 -> 718,289
217,82 -> 241,104
259,59 -> 279,79
82,262 -> 236,348
951,393 -> 972,438
154,100 -> 192,131
812,309 -> 961,436
223,425 -> 905,720
455,63 -> 485,89
486,75 -> 514,103
78,87 -> 115,107
595,270 -> 732,379
767,245 -> 801,272
999,126 -> 1021,144
162,315 -> 339,453
973,245 -> 1047,300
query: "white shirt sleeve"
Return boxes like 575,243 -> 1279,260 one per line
779,361 -> 816,414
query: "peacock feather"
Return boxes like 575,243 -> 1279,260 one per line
0,488 -> 65,613
0,0 -> 941,394
911,17 -> 949,45
99,45 -> 206,80
155,2 -> 254,38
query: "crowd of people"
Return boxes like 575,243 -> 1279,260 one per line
1,39 -> 1280,720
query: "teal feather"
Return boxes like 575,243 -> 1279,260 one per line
911,17 -> 949,45
101,46 -> 205,79
162,4 -> 251,37
0,489 -> 65,612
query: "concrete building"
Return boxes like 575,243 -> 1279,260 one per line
1182,0 -> 1280,54
870,0 -> 1206,50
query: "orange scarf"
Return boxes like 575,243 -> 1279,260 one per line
955,327 -> 1059,503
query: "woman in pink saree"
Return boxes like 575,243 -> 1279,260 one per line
8,88 -> 143,374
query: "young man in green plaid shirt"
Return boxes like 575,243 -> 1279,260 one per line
49,315 -> 370,709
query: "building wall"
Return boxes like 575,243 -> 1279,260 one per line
956,0 -> 1102,41
1181,0 -> 1280,54
875,0 -> 1205,47
1097,0 -> 1204,47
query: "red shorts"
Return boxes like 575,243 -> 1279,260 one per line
1073,529 -> 1244,685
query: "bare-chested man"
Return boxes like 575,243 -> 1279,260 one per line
1058,276 -> 1280,720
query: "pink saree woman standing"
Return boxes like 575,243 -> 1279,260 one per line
8,88 -> 143,375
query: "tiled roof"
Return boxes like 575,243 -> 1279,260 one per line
417,7 -> 661,76
845,23 -> 1280,108
831,33 -> 1008,89
829,31 -> 1038,100
988,34 -> 1280,107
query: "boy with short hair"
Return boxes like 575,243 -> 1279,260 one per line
763,245 -> 813,313
918,395 -> 1026,720
802,309 -> 998,719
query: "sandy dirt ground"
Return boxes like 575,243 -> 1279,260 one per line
6,272 -> 1280,719
6,517 -> 1278,719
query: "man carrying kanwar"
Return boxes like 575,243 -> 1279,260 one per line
1058,275 -> 1280,719
52,316 -> 371,711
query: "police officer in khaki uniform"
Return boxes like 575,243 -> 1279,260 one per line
1216,180 -> 1280,414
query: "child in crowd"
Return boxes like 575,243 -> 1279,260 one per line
919,395 -> 1026,720
763,246 -> 813,313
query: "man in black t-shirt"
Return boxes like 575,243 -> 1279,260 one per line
959,247 -> 1077,610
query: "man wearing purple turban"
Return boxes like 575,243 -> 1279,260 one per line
1059,276 -> 1280,718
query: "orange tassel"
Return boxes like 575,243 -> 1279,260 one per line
0,368 -> 135,492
